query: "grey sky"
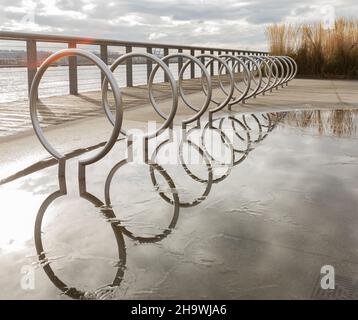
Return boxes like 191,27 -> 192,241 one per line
0,0 -> 357,50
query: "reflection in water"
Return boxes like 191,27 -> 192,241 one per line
150,135 -> 214,208
285,109 -> 358,137
105,159 -> 180,243
33,111 -> 285,299
34,160 -> 126,300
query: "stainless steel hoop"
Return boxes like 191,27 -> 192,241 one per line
263,56 -> 280,92
149,53 -> 212,127
102,52 -> 178,139
285,56 -> 298,81
219,54 -> 251,106
272,56 -> 286,86
196,54 -> 235,116
30,49 -> 123,165
249,56 -> 272,95
275,56 -> 291,86
280,56 -> 294,84
236,55 -> 263,100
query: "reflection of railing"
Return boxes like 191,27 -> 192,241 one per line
0,31 -> 268,98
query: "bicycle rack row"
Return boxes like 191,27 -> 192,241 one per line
29,49 -> 296,154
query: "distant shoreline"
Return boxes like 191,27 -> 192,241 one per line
0,60 -> 175,69
0,65 -> 27,68
0,59 -> 182,68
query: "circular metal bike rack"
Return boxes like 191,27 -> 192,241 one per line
30,49 -> 123,166
102,52 -> 178,139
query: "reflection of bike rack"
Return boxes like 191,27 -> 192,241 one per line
105,157 -> 180,241
34,160 -> 127,300
29,48 -> 293,299
32,111 -> 285,300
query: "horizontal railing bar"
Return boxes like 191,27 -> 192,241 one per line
0,31 -> 267,55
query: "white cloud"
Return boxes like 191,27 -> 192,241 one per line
0,0 -> 356,51
194,24 -> 220,35
160,16 -> 190,26
109,14 -> 146,27
148,32 -> 167,40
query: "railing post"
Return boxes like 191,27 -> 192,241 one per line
164,47 -> 169,82
146,47 -> 152,83
100,44 -> 108,86
178,48 -> 183,77
190,49 -> 195,79
126,46 -> 133,87
210,50 -> 214,76
26,39 -> 37,96
68,42 -> 78,95
200,49 -> 205,64
218,50 -> 222,74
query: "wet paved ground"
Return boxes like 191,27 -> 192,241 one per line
1,79 -> 358,299
0,78 -> 216,139
1,108 -> 358,299
0,79 -> 357,139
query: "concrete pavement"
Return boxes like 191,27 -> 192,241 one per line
0,78 -> 357,183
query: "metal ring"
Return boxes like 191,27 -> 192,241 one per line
102,52 -> 178,139
263,56 -> 280,91
236,55 -> 262,100
249,56 -> 271,95
275,56 -> 291,86
150,53 -> 212,126
196,54 -> 235,115
270,56 -> 285,89
218,54 -> 251,106
29,49 -> 123,165
285,56 -> 298,81
280,56 -> 294,84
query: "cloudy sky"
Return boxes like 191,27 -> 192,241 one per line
0,0 -> 357,50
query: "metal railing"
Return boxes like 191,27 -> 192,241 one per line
0,31 -> 268,98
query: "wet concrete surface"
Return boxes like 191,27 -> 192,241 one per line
1,79 -> 357,140
1,109 -> 358,299
1,79 -> 358,183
